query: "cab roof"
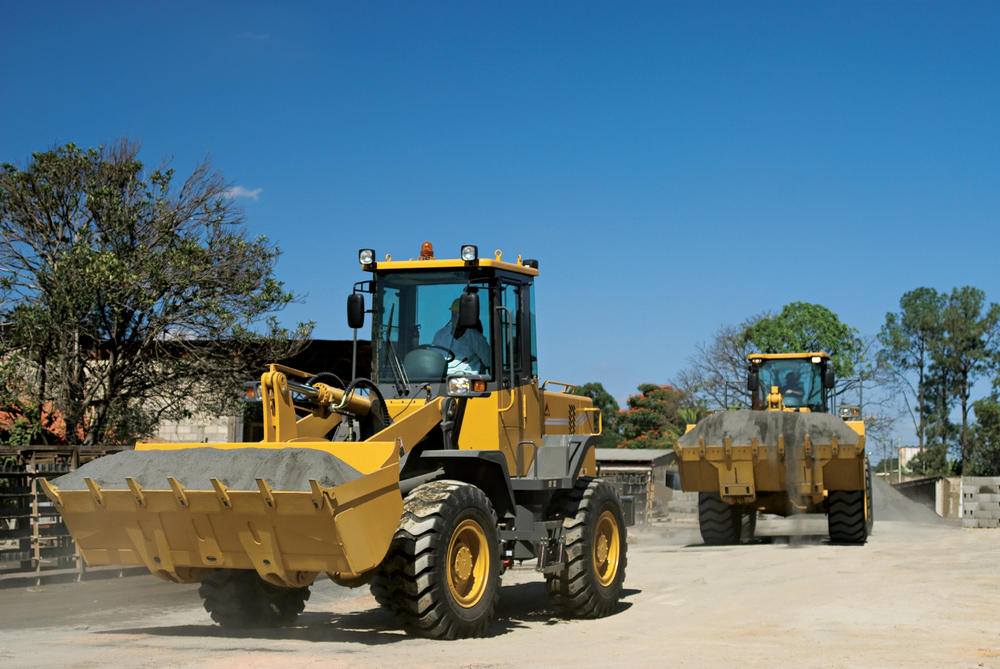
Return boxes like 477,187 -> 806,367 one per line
362,245 -> 539,277
747,352 -> 830,362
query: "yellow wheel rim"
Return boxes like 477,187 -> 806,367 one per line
447,518 -> 490,608
592,510 -> 620,588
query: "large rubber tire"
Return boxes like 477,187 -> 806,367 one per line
828,490 -> 869,544
698,493 -> 754,545
381,480 -> 501,639
546,478 -> 627,618
198,569 -> 310,627
369,569 -> 392,608
742,507 -> 757,541
864,457 -> 875,536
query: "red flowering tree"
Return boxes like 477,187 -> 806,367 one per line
616,383 -> 691,449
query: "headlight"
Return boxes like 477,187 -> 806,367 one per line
359,248 -> 375,265
447,375 -> 489,397
838,405 -> 860,419
460,245 -> 478,262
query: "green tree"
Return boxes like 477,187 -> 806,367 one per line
742,302 -> 862,379
920,366 -> 958,461
571,381 -> 621,448
907,443 -> 951,477
878,287 -> 946,449
934,287 -> 1000,469
677,406 -> 708,427
968,397 -> 1000,476
617,384 -> 688,449
0,140 -> 310,445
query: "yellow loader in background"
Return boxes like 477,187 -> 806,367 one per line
42,242 -> 627,638
676,352 -> 873,544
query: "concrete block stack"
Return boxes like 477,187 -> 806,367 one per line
961,477 -> 1000,528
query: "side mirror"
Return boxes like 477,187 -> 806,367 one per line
747,370 -> 759,392
458,292 -> 479,328
824,368 -> 836,389
347,294 -> 365,329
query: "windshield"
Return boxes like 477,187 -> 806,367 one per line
374,270 -> 493,384
757,358 -> 824,410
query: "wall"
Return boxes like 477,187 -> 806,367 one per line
935,477 -> 961,519
894,477 -> 937,510
962,477 -> 1000,528
154,413 -> 243,444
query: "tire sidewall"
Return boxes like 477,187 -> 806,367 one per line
433,495 -> 501,625
582,482 -> 626,605
865,457 -> 875,534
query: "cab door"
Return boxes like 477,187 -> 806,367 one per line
497,279 -> 542,476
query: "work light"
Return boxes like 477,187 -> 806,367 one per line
447,375 -> 489,397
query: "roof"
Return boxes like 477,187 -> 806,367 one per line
594,448 -> 675,465
362,247 -> 539,277
747,351 -> 829,361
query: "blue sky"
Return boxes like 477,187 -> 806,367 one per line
3,2 -> 999,439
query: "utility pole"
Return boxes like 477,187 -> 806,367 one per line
897,437 -> 903,484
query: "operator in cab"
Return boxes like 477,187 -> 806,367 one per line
433,298 -> 491,376
782,371 -> 805,402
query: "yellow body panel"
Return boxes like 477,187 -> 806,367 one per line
540,387 -> 599,477
455,384 -> 596,477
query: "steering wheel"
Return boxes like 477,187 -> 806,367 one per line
411,344 -> 456,362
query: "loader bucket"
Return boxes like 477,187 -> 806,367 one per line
40,441 -> 404,588
675,410 -> 866,510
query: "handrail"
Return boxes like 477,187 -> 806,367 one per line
496,305 -> 517,412
540,380 -> 577,394
577,406 -> 602,436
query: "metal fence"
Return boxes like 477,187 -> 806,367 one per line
0,445 -> 135,586
599,471 -> 651,523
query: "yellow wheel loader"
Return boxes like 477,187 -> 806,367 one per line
41,242 -> 626,638
676,352 -> 873,545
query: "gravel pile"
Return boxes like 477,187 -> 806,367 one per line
52,447 -> 363,492
871,475 -> 953,524
677,410 -> 861,448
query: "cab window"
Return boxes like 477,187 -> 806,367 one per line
757,359 -> 823,410
374,271 -> 492,383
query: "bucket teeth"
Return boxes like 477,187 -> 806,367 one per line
309,479 -> 336,510
211,478 -> 232,509
125,477 -> 146,507
167,477 -> 189,507
39,478 -> 62,507
256,478 -> 276,508
84,477 -> 105,506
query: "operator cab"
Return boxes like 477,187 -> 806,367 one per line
348,243 -> 539,399
746,352 -> 835,412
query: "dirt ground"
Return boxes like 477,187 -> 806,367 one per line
1,480 -> 998,669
